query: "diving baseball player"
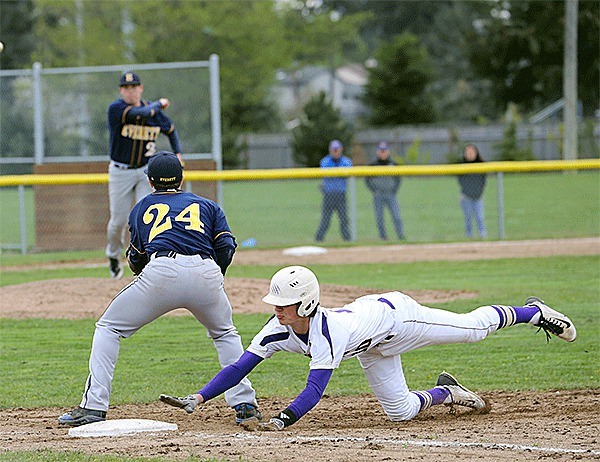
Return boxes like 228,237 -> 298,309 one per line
160,265 -> 576,430
59,151 -> 261,427
106,71 -> 183,279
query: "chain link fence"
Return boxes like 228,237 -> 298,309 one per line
1,165 -> 598,253
0,60 -> 220,175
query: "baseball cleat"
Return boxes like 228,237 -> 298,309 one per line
58,406 -> 106,427
436,371 -> 486,410
159,394 -> 199,414
525,296 -> 576,342
234,403 -> 262,425
109,258 -> 123,279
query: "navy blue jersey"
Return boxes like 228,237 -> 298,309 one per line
108,98 -> 182,168
128,190 -> 233,258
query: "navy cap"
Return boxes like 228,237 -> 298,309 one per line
329,139 -> 343,150
145,151 -> 182,187
377,141 -> 389,151
119,71 -> 141,86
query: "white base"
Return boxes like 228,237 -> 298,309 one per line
68,419 -> 178,437
282,246 -> 327,256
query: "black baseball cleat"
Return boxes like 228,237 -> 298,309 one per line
525,296 -> 576,342
58,406 -> 106,427
234,403 -> 262,425
109,258 -> 123,279
436,371 -> 486,410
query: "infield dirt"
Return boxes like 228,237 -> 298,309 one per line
1,238 -> 599,461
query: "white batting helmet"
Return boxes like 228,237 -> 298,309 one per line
262,266 -> 320,317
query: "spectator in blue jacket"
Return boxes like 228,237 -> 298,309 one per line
315,140 -> 353,241
457,144 -> 487,238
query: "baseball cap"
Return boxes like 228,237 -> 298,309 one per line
119,71 -> 141,86
329,139 -> 343,150
145,151 -> 183,187
377,141 -> 389,151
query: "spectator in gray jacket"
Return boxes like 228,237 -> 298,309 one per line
366,142 -> 405,240
457,144 -> 487,238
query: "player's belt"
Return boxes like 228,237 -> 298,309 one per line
111,160 -> 142,170
152,250 -> 213,261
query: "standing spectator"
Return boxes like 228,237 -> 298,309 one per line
457,144 -> 487,238
106,71 -> 183,279
315,140 -> 353,242
366,141 -> 405,240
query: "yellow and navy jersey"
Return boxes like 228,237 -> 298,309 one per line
128,190 -> 232,258
108,98 -> 182,168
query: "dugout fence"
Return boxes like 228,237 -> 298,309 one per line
1,160 -> 598,254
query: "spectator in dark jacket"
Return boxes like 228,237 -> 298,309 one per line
366,142 -> 405,240
457,144 -> 487,238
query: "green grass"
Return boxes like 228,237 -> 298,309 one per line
1,171 -> 599,250
1,255 -> 598,411
223,172 -> 600,245
0,186 -> 36,248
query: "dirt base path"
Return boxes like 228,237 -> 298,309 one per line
2,238 -> 599,461
2,390 -> 598,461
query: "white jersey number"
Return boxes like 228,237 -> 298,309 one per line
145,142 -> 157,157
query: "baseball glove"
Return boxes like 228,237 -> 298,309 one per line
159,394 -> 199,414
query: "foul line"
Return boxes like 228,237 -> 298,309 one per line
190,432 -> 599,456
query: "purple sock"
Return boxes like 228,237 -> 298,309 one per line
428,387 -> 449,405
513,306 -> 540,324
412,387 -> 450,411
493,305 -> 540,328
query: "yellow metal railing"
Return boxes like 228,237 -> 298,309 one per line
1,159 -> 599,186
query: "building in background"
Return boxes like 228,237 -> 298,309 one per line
273,63 -> 368,127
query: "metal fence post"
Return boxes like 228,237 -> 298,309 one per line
33,62 -> 44,165
19,185 -> 27,254
209,54 -> 223,207
497,172 -> 505,239
349,176 -> 357,241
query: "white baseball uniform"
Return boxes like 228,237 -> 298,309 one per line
247,291 -> 501,421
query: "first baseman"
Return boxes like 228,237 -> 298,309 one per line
59,151 -> 261,427
106,71 -> 183,279
160,265 -> 576,430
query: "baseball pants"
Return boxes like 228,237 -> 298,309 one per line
106,163 -> 152,259
358,292 -> 500,421
79,254 -> 257,412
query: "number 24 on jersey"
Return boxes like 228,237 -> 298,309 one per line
143,203 -> 205,242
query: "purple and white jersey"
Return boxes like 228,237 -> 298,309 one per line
247,293 -> 398,370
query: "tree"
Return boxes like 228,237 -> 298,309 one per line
292,92 -> 353,167
32,0 -> 128,67
327,0 -> 452,56
278,3 -> 371,68
0,0 -> 36,69
130,1 -> 290,167
422,1 -> 495,123
31,0 -> 291,167
364,33 -> 435,126
464,0 -> 599,116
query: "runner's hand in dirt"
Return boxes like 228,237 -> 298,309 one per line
240,417 -> 284,431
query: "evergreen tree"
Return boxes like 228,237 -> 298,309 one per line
292,92 -> 353,167
0,0 -> 36,69
364,33 -> 435,126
